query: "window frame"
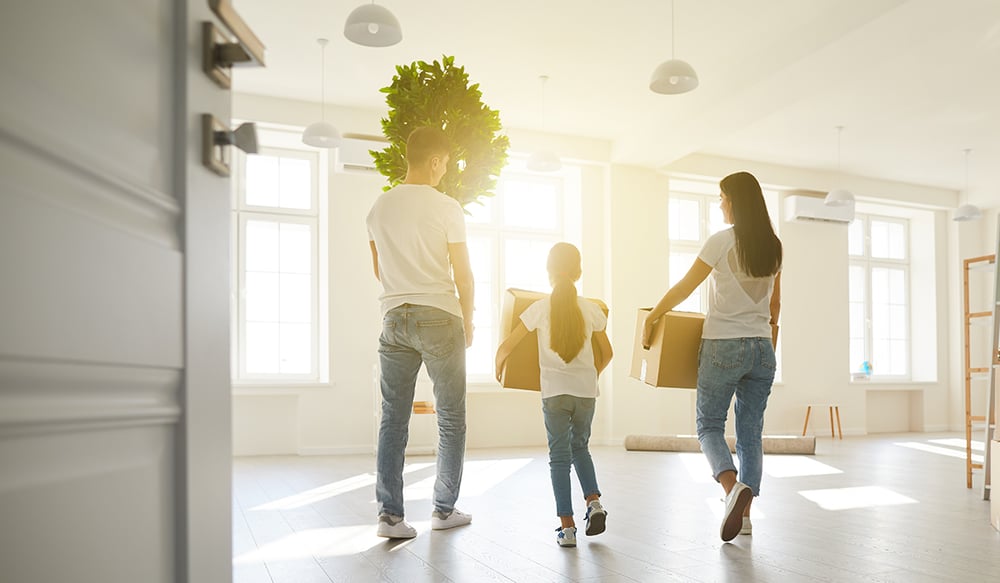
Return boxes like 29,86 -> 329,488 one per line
848,214 -> 911,380
231,133 -> 329,386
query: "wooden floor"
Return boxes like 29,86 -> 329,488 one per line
233,433 -> 1000,582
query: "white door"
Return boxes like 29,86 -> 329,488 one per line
0,2 -> 245,581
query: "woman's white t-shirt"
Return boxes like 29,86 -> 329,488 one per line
698,228 -> 777,340
519,297 -> 607,399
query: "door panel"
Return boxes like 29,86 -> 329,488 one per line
0,0 -> 235,581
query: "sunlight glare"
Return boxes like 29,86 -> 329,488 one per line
253,462 -> 434,511
895,441 -> 983,462
402,458 -> 533,500
928,438 -> 984,452
679,453 -> 715,483
798,486 -> 917,511
233,525 -> 381,563
763,456 -> 843,478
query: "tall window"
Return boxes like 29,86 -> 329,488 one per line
848,215 -> 910,378
465,161 -> 582,381
667,178 -> 729,312
232,133 -> 326,383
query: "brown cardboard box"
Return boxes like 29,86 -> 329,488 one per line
630,308 -> 704,389
992,440 -> 1000,530
629,308 -> 779,389
498,288 -> 609,391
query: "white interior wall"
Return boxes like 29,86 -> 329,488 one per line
231,93 -> 998,455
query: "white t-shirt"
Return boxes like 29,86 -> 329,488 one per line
519,297 -> 607,399
698,228 -> 777,339
366,184 -> 467,317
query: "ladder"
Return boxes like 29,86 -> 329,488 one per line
963,253 -> 996,495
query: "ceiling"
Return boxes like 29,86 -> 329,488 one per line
232,0 -> 1000,208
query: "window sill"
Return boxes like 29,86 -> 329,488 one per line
233,383 -> 334,396
851,380 -> 939,391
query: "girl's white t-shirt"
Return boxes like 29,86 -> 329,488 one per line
519,297 -> 607,399
698,228 -> 777,339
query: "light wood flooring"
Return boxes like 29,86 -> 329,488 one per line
233,433 -> 1000,582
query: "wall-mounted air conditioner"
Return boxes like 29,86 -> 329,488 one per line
783,194 -> 854,224
336,135 -> 388,173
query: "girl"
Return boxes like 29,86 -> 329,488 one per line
495,243 -> 613,548
643,171 -> 782,542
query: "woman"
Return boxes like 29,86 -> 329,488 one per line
643,171 -> 782,542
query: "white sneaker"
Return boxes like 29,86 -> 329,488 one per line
377,514 -> 416,539
556,526 -> 577,547
740,517 -> 752,536
584,499 -> 607,536
431,508 -> 472,530
720,482 -> 753,542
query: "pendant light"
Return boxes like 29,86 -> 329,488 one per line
302,38 -> 342,148
954,148 -> 983,222
526,75 -> 561,172
824,125 -> 855,207
344,1 -> 402,47
649,0 -> 698,95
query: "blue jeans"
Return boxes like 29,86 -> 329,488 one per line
695,338 -> 775,497
542,395 -> 600,517
376,304 -> 467,518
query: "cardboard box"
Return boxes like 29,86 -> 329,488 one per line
629,308 -> 778,389
992,440 -> 1000,530
630,308 -> 705,389
498,288 -> 609,391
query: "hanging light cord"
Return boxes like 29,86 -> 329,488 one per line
320,40 -> 327,122
671,0 -> 676,59
836,125 -> 844,171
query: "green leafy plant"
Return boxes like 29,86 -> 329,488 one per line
373,55 -> 510,209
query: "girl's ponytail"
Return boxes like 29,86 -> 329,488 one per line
547,244 -> 585,363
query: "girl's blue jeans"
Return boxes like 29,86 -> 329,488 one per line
695,337 -> 775,496
542,395 -> 601,517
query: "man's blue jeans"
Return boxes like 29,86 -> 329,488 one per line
695,337 -> 775,496
542,395 -> 600,517
376,304 -> 467,518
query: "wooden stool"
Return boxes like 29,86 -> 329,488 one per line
802,404 -> 842,439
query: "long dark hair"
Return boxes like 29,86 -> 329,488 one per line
547,243 -> 585,363
720,172 -> 782,277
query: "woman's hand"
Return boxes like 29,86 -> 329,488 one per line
642,314 -> 658,350
494,356 -> 505,383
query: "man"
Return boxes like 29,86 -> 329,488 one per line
366,126 -> 475,539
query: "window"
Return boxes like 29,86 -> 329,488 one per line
465,160 -> 582,382
231,129 -> 327,383
667,178 -> 730,312
848,215 -> 910,378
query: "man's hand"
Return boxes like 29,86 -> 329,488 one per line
464,320 -> 474,348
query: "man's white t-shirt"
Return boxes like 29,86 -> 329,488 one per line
366,184 -> 466,318
698,228 -> 777,339
519,297 -> 607,399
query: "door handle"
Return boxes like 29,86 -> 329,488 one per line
204,0 -> 266,88
202,114 -> 259,177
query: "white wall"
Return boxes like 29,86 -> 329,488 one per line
231,93 -> 998,455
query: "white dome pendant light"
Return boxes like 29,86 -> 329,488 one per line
526,75 -> 562,172
344,1 -> 402,47
649,0 -> 699,95
825,125 -> 855,207
302,38 -> 342,148
954,148 -> 983,222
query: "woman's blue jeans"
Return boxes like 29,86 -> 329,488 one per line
695,337 -> 775,496
542,395 -> 601,517
376,304 -> 467,518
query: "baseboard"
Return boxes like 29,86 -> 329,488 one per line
298,445 -> 372,456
